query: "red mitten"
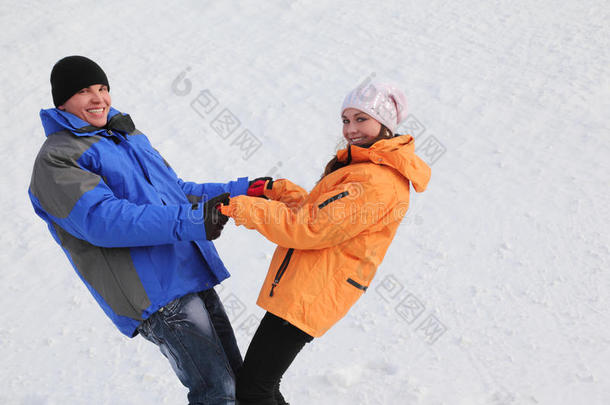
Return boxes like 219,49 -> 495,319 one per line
247,177 -> 273,198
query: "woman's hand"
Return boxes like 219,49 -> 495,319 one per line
247,177 -> 274,198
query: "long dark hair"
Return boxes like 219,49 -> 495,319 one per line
319,125 -> 393,182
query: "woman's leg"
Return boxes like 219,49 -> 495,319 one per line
273,380 -> 289,405
236,312 -> 313,405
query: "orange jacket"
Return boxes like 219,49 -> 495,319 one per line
220,135 -> 431,337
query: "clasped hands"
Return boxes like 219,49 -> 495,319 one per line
203,177 -> 272,240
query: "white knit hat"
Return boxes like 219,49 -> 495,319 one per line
341,81 -> 408,134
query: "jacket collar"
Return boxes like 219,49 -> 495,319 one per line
336,135 -> 432,193
39,107 -> 135,137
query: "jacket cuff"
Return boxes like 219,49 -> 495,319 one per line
179,203 -> 207,241
263,179 -> 278,200
233,177 -> 250,196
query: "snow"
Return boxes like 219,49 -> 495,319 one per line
1,0 -> 609,404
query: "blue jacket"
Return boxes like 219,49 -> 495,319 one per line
29,107 -> 249,337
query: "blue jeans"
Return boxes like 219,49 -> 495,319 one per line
137,289 -> 243,405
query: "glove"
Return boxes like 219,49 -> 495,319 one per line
247,177 -> 273,198
202,193 -> 230,240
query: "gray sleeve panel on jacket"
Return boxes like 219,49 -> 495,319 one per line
128,129 -> 144,136
150,146 -> 172,168
30,131 -> 102,219
52,222 -> 151,320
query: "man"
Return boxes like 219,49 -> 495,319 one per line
28,55 -> 269,404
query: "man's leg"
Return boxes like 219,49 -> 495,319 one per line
236,312 -> 313,405
198,288 -> 243,376
138,293 -> 236,405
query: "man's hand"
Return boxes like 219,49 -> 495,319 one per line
247,177 -> 273,198
203,193 -> 230,240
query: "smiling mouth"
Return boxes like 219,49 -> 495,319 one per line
86,108 -> 105,115
348,137 -> 366,144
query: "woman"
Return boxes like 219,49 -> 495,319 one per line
220,82 -> 431,404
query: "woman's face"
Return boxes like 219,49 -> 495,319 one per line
342,108 -> 382,147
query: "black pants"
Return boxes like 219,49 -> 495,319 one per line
236,312 -> 314,405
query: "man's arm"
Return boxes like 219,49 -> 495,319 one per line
143,142 -> 249,204
30,147 -> 207,248
177,177 -> 249,204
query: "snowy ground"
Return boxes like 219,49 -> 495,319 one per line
1,0 -> 609,404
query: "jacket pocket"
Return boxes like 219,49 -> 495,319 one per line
346,277 -> 368,291
159,295 -> 183,316
269,248 -> 295,297
318,191 -> 349,209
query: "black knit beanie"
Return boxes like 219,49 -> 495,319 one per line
50,56 -> 110,107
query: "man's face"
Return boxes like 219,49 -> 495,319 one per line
59,84 -> 111,127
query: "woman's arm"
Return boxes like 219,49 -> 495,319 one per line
220,177 -> 401,250
263,179 -> 309,209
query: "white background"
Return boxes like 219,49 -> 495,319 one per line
1,1 -> 609,404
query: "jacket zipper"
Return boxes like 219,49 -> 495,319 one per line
318,191 -> 349,209
268,191 -> 350,297
346,277 -> 368,291
269,248 -> 294,297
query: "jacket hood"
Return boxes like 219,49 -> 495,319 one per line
336,135 -> 431,192
39,107 -> 128,137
